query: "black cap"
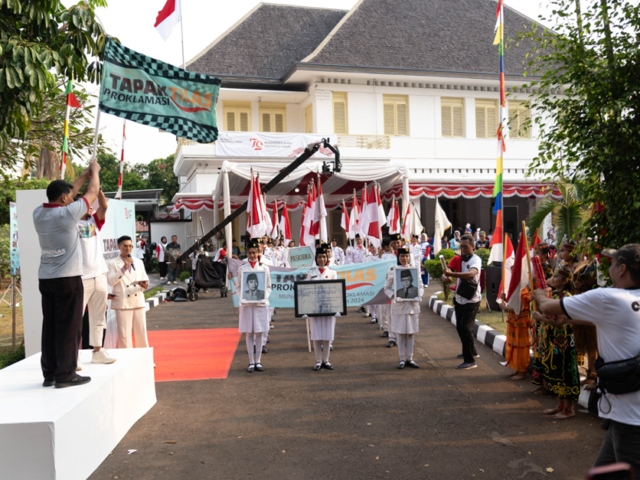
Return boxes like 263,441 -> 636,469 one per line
316,246 -> 328,256
389,233 -> 402,241
382,237 -> 391,247
247,273 -> 258,282
355,234 -> 361,239
248,238 -> 261,249
602,244 -> 640,272
397,247 -> 410,255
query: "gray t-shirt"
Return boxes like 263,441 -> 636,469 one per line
34,199 -> 88,279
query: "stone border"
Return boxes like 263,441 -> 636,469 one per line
145,291 -> 168,311
428,295 -> 591,409
429,295 -> 507,357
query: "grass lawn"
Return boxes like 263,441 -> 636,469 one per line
436,292 -> 508,336
0,302 -> 24,350
144,286 -> 164,300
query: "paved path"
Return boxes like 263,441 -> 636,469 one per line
91,286 -> 604,479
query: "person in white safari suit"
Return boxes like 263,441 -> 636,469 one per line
107,235 -> 150,349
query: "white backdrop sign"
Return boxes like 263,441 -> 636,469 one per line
16,190 -> 135,357
216,132 -> 336,158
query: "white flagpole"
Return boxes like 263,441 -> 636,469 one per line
179,0 -> 186,69
116,119 -> 125,200
91,109 -> 102,162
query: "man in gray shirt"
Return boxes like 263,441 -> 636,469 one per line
34,159 -> 101,388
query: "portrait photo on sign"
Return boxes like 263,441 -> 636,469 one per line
294,279 -> 347,317
241,270 -> 266,303
394,267 -> 420,302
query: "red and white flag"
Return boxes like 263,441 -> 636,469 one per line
530,228 -> 542,252
387,197 -> 401,234
376,184 -> 386,229
155,0 -> 182,41
270,201 -> 279,240
365,186 -> 381,248
301,187 -> 317,248
488,209 -> 505,264
318,177 -> 328,243
358,186 -> 369,238
280,203 -> 292,245
348,193 -> 360,239
299,205 -> 307,247
496,234 -> 515,304
246,172 -> 265,239
505,231 -> 531,314
116,119 -> 126,200
401,202 -> 412,240
341,199 -> 350,235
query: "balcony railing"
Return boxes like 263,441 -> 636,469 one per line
337,135 -> 390,149
175,137 -> 214,159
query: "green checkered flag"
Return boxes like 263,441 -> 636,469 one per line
99,38 -> 221,143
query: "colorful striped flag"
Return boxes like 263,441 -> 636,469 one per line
116,120 -> 126,200
60,80 -> 82,179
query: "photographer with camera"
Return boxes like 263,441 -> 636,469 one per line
535,244 -> 640,475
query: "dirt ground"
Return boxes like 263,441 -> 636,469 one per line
90,285 -> 605,480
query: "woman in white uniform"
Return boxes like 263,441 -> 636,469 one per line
237,238 -> 272,372
384,247 -> 424,369
305,246 -> 339,371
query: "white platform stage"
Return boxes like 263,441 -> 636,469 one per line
0,348 -> 156,480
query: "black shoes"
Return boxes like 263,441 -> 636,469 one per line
398,361 -> 405,369
364,313 -> 371,318
262,346 -> 268,354
457,353 -> 480,359
313,362 -> 322,371
357,306 -> 366,313
387,340 -> 396,348
43,377 -> 55,387
55,374 -> 91,389
322,362 -> 334,370
255,363 -> 264,372
370,317 -> 378,324
381,331 -> 389,338
406,360 -> 420,368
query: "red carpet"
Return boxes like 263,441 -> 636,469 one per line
148,329 -> 241,382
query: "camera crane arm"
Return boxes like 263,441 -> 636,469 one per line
175,139 -> 334,265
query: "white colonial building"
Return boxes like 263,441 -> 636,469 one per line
169,0 -> 558,249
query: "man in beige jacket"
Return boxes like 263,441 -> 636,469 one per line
107,235 -> 150,348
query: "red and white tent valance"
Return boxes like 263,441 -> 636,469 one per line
382,182 -> 561,200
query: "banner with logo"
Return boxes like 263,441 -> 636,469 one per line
216,132 -> 336,158
286,246 -> 314,268
100,199 -> 136,263
9,202 -> 19,276
99,38 -> 221,143
228,258 -> 395,308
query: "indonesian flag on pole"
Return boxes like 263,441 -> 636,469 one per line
349,194 -> 360,239
387,197 -> 401,234
299,205 -> 307,247
254,177 -> 272,235
358,187 -> 369,238
155,0 -> 182,41
488,209 -> 505,264
433,198 -> 451,255
496,234 -> 515,304
530,228 -> 542,251
280,203 -> 292,245
341,200 -> 350,235
412,203 -> 424,236
505,231 -> 530,314
365,186 -> 381,248
270,201 -> 279,240
401,202 -> 412,241
318,177 -> 328,243
376,185 -> 386,229
246,173 -> 265,239
303,184 -> 319,238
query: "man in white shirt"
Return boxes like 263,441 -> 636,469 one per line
107,236 -> 150,349
535,244 -> 640,474
331,239 -> 345,265
345,234 -> 367,264
135,234 -> 145,259
444,234 -> 481,370
34,160 -> 101,388
77,187 -> 115,364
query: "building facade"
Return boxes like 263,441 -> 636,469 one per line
171,0 -> 557,250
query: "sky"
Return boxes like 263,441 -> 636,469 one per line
69,0 -> 552,166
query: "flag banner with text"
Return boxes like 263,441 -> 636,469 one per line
99,38 -> 221,143
228,258 -> 395,308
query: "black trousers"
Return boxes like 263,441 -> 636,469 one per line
158,261 -> 168,277
454,299 -> 480,364
39,276 -> 84,382
594,419 -> 640,479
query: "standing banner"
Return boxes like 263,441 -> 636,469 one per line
99,38 -> 221,143
9,202 -> 19,276
216,132 -> 336,158
100,199 -> 137,263
228,258 -> 395,309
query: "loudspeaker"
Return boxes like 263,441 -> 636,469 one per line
504,205 -> 518,248
485,265 -> 503,311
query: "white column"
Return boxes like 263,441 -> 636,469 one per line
402,177 -> 410,222
223,170 -> 232,260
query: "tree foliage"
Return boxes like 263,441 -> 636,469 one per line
131,154 -> 179,203
521,0 -> 640,253
0,177 -> 50,224
94,153 -> 145,193
0,0 -> 111,173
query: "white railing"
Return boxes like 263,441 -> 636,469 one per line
337,135 -> 391,149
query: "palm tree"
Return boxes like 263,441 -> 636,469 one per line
527,179 -> 587,242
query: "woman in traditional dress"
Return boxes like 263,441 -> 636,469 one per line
532,266 -> 580,419
305,246 -> 339,371
500,285 -> 532,381
237,238 -> 272,373
384,247 -> 424,369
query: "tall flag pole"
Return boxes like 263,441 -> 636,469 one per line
60,79 -> 82,179
116,119 -> 126,200
490,0 -> 507,289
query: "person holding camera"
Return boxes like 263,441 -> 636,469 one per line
107,236 -> 150,349
443,234 -> 481,370
535,244 -> 640,474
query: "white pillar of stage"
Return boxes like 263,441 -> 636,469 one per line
223,168 -> 232,260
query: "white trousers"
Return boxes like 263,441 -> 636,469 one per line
115,308 -> 149,348
82,274 -> 108,348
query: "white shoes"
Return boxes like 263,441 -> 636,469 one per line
92,349 -> 117,364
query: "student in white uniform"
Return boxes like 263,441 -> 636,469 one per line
304,246 -> 339,371
251,238 -> 272,352
410,235 -> 423,269
384,247 -> 424,369
377,238 -> 397,346
331,239 -> 345,265
345,234 -> 367,264
237,238 -> 272,372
